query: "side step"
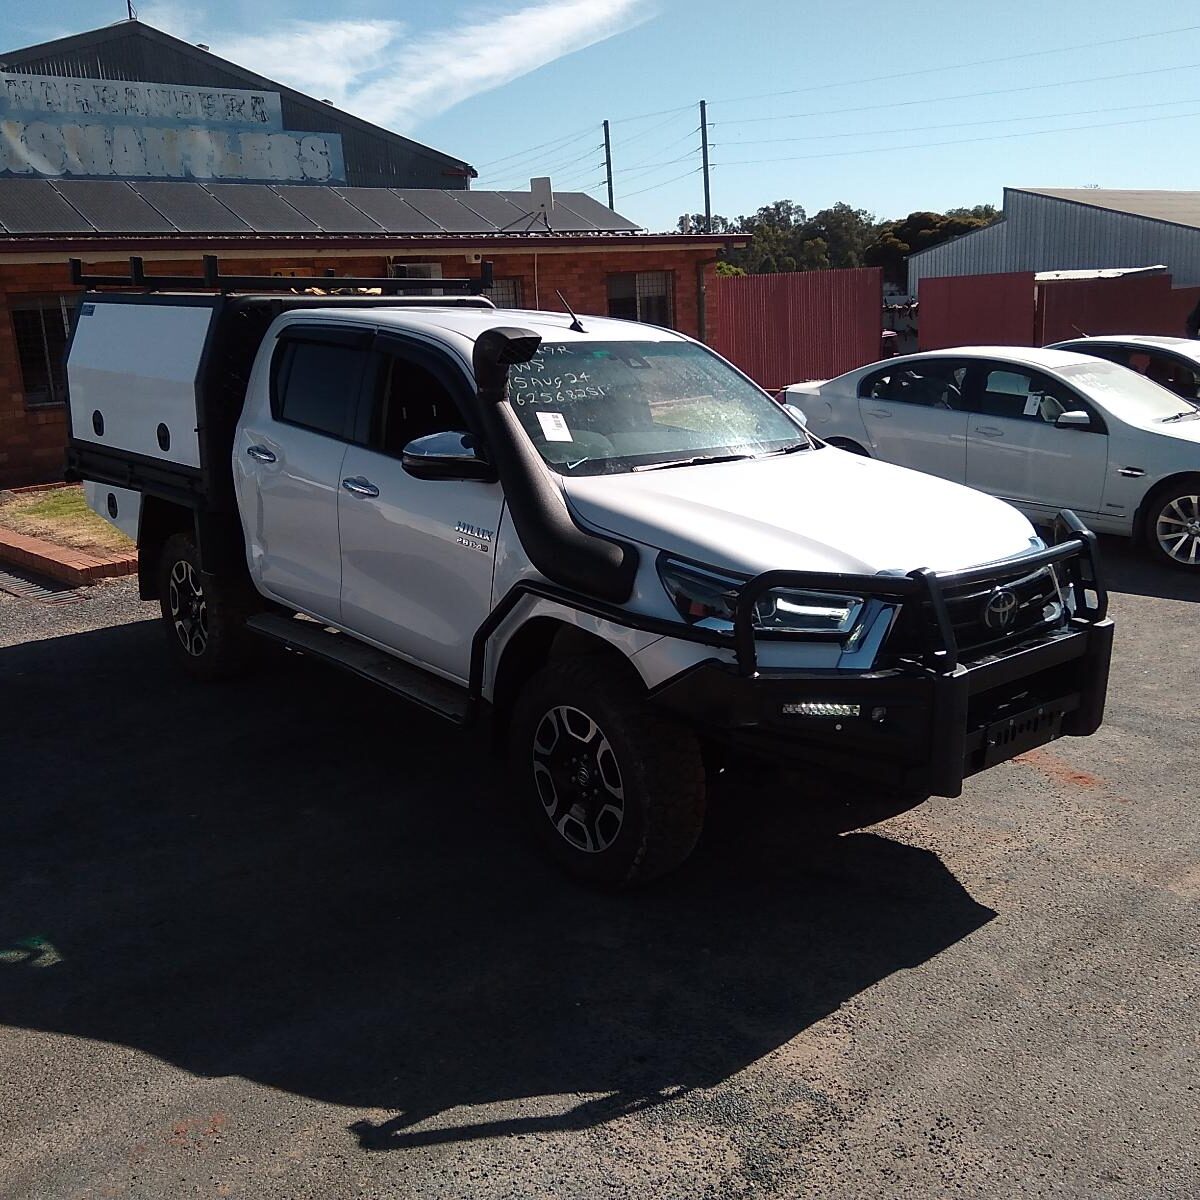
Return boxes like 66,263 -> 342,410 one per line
246,613 -> 471,725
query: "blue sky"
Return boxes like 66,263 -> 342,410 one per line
6,1 -> 1200,230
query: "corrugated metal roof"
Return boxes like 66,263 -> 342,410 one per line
0,20 -> 473,189
0,178 -> 644,237
1013,188 -> 1200,230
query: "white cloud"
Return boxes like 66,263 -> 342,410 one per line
138,0 -> 651,130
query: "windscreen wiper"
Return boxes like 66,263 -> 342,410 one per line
1161,408 -> 1200,423
632,452 -> 756,472
760,440 -> 812,456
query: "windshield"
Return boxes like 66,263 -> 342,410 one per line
508,340 -> 809,474
1057,361 -> 1200,422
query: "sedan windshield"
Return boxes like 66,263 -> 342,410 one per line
509,340 -> 809,474
1057,361 -> 1200,422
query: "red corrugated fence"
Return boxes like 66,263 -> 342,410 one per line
712,268 -> 882,390
919,272 -> 1036,349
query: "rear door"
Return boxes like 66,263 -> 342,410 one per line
337,334 -> 502,682
963,361 -> 1108,516
856,358 -> 971,481
235,325 -> 370,619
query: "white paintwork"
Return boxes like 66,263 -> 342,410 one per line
563,447 -> 1037,577
337,443 -> 503,683
786,345 -> 1200,539
68,300 -> 213,468
83,481 -> 141,540
234,342 -> 347,616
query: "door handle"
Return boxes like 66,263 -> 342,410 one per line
973,426 -> 1004,438
865,408 -> 892,418
341,476 -> 380,498
246,445 -> 276,463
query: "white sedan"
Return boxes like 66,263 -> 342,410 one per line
782,346 -> 1200,569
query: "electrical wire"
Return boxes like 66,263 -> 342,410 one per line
715,97 -> 1200,147
712,22 -> 1200,106
473,124 -> 596,171
620,167 -> 701,200
713,61 -> 1200,127
713,108 -> 1200,167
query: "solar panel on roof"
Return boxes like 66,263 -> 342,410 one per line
133,181 -> 252,233
555,192 -> 641,232
53,180 -> 175,233
393,190 -> 495,233
331,187 -> 443,234
0,179 -> 95,234
202,184 -> 319,233
270,186 -> 384,233
495,191 -> 598,232
457,191 -> 531,230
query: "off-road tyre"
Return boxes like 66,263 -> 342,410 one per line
157,531 -> 250,681
509,656 -> 706,887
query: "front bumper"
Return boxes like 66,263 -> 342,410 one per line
650,617 -> 1114,797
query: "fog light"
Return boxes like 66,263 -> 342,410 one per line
782,701 -> 861,718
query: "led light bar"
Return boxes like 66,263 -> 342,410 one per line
781,701 -> 861,718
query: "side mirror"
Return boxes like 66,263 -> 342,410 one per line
1055,410 -> 1092,430
785,403 -> 809,427
401,431 -> 497,482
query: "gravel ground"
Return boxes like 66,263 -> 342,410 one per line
0,540 -> 1196,1199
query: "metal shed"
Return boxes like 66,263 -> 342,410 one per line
908,188 -> 1200,294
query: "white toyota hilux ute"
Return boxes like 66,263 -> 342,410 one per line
66,259 -> 1114,886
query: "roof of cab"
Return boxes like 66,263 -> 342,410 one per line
279,305 -> 690,348
859,345 -> 1105,372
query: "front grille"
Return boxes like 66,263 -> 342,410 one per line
887,564 -> 1067,661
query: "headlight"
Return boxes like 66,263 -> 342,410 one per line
656,556 -> 866,638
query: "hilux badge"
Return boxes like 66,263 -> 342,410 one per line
982,587 -> 1019,631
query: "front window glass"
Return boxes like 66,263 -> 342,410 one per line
509,341 -> 808,475
1056,361 -> 1200,422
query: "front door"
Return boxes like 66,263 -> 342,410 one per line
235,328 -> 369,619
338,337 -> 502,683
856,358 -> 971,482
963,362 -> 1109,516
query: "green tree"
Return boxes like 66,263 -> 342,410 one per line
864,207 -> 999,289
800,202 -> 876,269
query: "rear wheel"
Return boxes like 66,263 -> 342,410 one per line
157,532 -> 250,680
509,657 -> 706,886
1143,476 -> 1200,569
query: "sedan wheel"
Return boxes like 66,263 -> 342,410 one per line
1152,490 -> 1200,567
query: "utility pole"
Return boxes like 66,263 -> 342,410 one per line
602,119 -> 614,210
699,99 -> 712,234
127,0 -> 137,18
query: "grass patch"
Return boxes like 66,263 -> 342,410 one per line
0,485 -> 134,555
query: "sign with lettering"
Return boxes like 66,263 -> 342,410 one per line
0,72 -> 346,183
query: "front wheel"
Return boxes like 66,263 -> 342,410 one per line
509,658 -> 706,886
1144,477 -> 1200,569
157,532 -> 250,680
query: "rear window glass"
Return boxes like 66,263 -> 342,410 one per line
275,342 -> 366,438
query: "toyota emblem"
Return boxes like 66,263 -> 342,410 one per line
982,587 -> 1019,631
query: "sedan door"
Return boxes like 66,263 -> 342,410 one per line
856,358 -> 971,482
337,336 -> 502,683
235,326 -> 370,619
963,362 -> 1108,517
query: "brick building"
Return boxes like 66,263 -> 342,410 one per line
0,21 -> 738,487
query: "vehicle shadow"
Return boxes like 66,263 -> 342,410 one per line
0,619 -> 994,1149
1096,534 -> 1200,602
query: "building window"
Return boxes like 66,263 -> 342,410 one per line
484,277 -> 523,308
387,261 -> 444,296
607,271 -> 674,327
12,295 -> 73,407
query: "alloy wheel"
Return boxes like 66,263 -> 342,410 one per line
532,705 -> 625,853
168,559 -> 209,656
1155,494 -> 1200,566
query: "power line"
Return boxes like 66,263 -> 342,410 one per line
621,167 -> 701,201
473,124 -> 595,171
712,22 -> 1200,106
712,108 -> 1200,167
478,143 -> 604,189
716,96 -> 1200,147
713,61 -> 1200,127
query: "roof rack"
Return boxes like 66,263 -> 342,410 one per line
68,255 -> 496,301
